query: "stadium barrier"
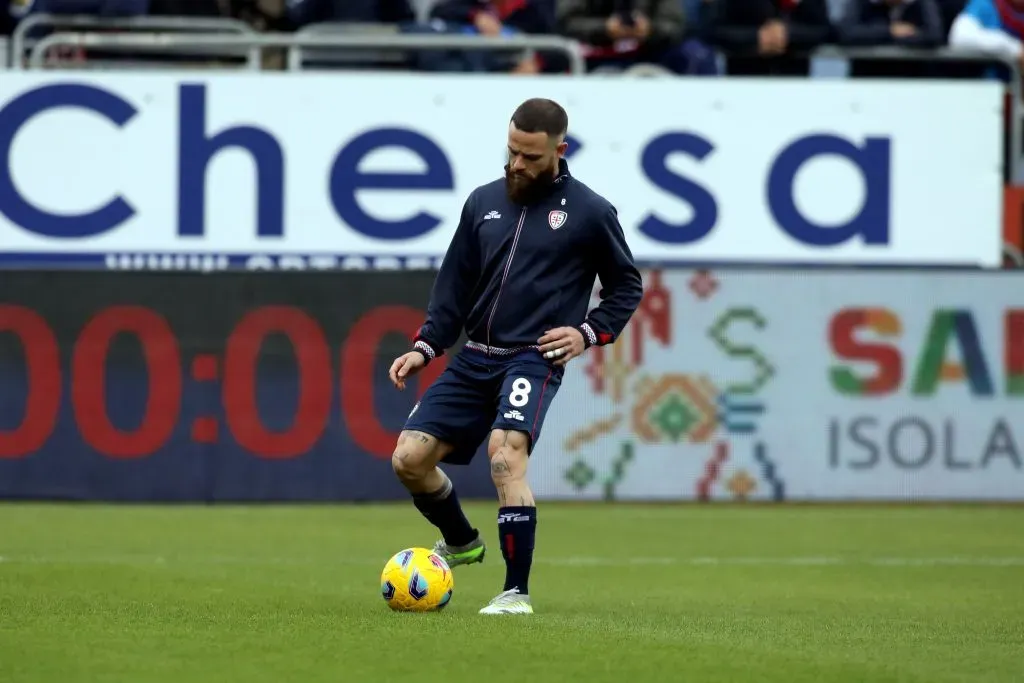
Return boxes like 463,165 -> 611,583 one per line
0,71 -> 1002,269
22,30 -> 589,74
0,268 -> 1021,503
9,13 -> 259,66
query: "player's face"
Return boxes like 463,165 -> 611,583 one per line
505,124 -> 567,204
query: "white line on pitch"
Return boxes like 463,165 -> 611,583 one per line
1,555 -> 1023,567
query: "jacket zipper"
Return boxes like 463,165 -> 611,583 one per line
485,207 -> 527,356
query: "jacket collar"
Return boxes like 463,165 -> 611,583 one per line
554,157 -> 571,184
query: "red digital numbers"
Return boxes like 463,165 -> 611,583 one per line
341,305 -> 446,459
223,306 -> 332,460
0,300 -> 435,460
0,305 -> 61,458
72,306 -> 182,459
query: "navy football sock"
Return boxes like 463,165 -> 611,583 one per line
412,478 -> 478,548
498,506 -> 537,595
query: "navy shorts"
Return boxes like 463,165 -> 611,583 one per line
403,346 -> 563,465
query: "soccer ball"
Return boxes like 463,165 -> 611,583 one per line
380,547 -> 454,612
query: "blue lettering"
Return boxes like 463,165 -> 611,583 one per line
638,133 -> 717,244
178,84 -> 284,238
564,133 -> 582,159
0,84 -> 137,238
0,84 -> 894,254
767,134 -> 890,246
329,128 -> 453,240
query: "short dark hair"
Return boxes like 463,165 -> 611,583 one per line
510,98 -> 568,140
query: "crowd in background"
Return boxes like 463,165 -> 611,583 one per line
1,0 -> 1022,78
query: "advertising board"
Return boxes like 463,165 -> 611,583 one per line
0,271 -> 494,501
0,73 -> 1003,269
535,269 -> 1023,501
0,269 -> 1020,502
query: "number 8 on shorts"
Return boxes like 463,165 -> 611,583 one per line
509,378 -> 532,407
494,367 -> 562,452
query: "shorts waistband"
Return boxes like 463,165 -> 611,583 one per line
464,341 -> 540,357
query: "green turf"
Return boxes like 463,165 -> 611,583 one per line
1,503 -> 1022,683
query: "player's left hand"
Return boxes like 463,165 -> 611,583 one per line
537,327 -> 585,367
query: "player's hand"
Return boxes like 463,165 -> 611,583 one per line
389,351 -> 426,391
537,327 -> 585,367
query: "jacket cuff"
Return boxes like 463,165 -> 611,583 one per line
578,322 -> 598,349
413,339 -> 441,364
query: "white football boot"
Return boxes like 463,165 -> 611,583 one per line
478,588 -> 533,614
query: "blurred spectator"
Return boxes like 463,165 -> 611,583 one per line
10,0 -> 148,17
937,0 -> 966,32
7,0 -> 147,58
837,0 -> 944,76
409,0 -> 561,73
949,0 -> 1023,67
677,0 -> 722,72
556,0 -> 707,73
431,0 -> 554,33
949,0 -> 1024,174
708,0 -> 832,74
837,0 -> 943,46
286,0 -> 415,26
149,0 -> 290,30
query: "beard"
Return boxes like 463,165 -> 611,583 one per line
504,163 -> 556,205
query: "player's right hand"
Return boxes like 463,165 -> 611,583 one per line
389,351 -> 426,391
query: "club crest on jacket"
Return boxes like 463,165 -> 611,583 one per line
548,210 -> 567,229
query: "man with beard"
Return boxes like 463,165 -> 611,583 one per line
386,97 -> 643,615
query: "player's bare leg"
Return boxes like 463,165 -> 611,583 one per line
479,428 -> 535,614
391,430 -> 485,567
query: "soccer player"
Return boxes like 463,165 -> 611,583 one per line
387,97 -> 643,614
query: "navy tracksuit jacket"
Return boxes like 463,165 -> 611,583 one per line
413,158 -> 643,361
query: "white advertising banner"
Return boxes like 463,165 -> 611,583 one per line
0,73 -> 1003,269
533,270 -> 1024,501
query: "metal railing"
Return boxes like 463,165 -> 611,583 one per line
24,31 -> 589,75
10,14 -> 257,69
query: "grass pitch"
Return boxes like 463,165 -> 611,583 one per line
1,503 -> 1022,683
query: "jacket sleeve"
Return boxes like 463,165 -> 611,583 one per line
285,0 -> 327,26
896,0 -> 944,47
412,194 -> 480,363
708,0 -> 763,51
557,0 -> 613,44
949,10 -> 1023,57
836,0 -> 892,45
380,0 -> 416,22
647,0 -> 687,44
786,0 -> 833,49
578,205 -> 644,349
430,0 -> 480,23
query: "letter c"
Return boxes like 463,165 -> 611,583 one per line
0,84 -> 137,238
